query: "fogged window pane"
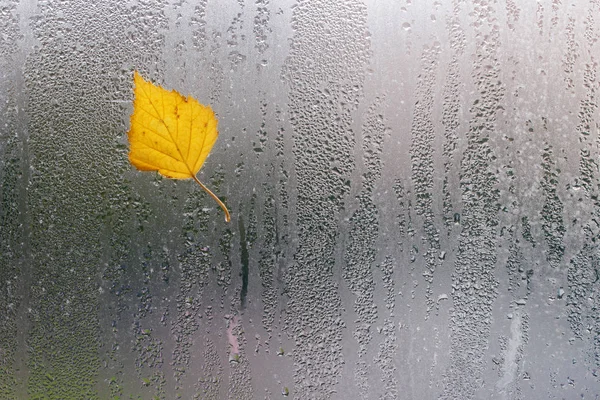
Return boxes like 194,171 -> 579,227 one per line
1,0 -> 599,399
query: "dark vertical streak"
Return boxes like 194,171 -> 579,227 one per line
239,216 -> 249,309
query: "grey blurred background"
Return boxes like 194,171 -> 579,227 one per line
1,0 -> 599,399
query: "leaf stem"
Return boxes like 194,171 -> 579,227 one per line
192,175 -> 231,223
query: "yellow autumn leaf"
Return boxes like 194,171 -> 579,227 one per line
127,71 -> 230,222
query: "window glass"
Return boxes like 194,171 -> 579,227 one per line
1,0 -> 599,398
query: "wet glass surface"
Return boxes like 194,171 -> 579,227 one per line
1,0 -> 600,398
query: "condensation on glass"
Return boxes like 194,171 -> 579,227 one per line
1,0 -> 599,399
